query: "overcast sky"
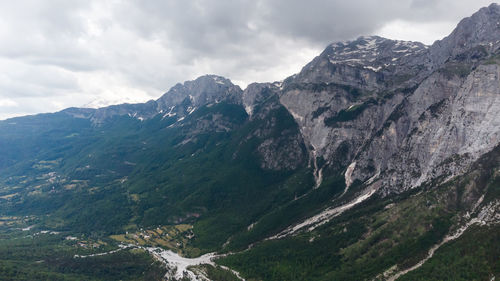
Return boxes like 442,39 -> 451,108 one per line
0,0 -> 495,119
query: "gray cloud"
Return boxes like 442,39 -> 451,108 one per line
0,0 -> 495,119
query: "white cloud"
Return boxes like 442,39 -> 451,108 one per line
376,20 -> 457,45
0,98 -> 18,107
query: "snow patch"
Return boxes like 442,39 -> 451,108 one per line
212,76 -> 227,85
163,106 -> 177,118
364,65 -> 382,72
329,58 -> 362,65
187,106 -> 197,114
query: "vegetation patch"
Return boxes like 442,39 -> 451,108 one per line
0,228 -> 166,281
398,225 -> 500,281
438,62 -> 472,78
324,99 -> 376,125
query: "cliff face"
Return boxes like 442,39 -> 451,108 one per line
276,3 -> 500,194
156,75 -> 243,118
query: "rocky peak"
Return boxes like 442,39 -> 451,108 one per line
277,4 -> 500,193
290,36 -> 429,91
430,3 -> 500,66
242,82 -> 281,116
157,75 -> 242,111
64,75 -> 243,124
324,35 -> 428,71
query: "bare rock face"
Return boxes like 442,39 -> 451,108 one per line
240,83 -> 308,172
430,3 -> 500,68
277,4 -> 500,193
242,82 -> 281,117
352,64 -> 500,194
157,75 -> 243,118
278,35 -> 431,185
293,36 -> 429,92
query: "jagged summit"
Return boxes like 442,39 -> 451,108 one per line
324,36 -> 428,71
279,3 -> 500,195
290,35 -> 429,90
62,74 -> 242,124
156,74 -> 242,118
447,2 -> 500,45
157,75 -> 241,108
430,3 -> 500,66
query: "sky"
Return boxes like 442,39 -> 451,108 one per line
0,0 -> 495,120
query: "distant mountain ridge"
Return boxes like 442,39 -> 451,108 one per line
62,74 -> 242,124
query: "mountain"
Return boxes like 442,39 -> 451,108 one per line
61,74 -> 242,124
0,4 -> 499,281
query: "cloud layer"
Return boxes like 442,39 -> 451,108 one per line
0,0 -> 494,119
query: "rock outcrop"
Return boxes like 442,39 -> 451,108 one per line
277,3 -> 500,194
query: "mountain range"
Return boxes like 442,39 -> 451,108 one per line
0,4 -> 499,281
